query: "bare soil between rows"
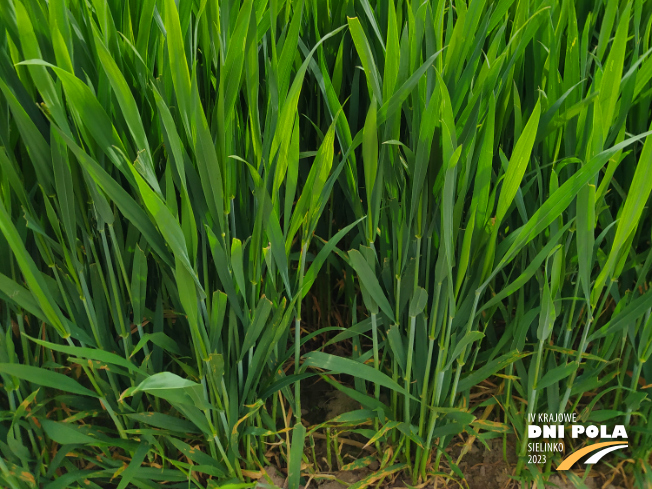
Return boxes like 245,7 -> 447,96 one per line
256,378 -> 633,489
261,434 -> 630,489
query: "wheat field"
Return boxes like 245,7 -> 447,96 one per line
0,0 -> 651,487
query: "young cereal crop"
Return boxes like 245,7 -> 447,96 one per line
0,0 -> 651,487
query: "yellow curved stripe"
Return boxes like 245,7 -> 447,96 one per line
557,441 -> 627,470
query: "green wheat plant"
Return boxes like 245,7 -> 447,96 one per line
0,0 -> 651,488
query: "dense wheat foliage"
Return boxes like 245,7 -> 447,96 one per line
1,0 -> 652,487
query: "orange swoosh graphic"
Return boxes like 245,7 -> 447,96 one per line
557,441 -> 628,470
